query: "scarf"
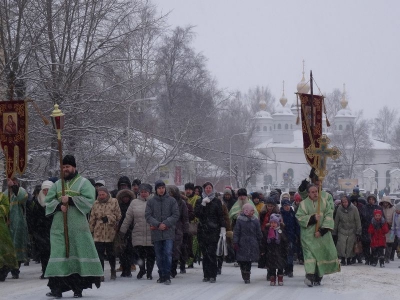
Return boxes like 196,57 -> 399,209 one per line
267,226 -> 281,244
202,191 -> 215,201
371,216 -> 386,229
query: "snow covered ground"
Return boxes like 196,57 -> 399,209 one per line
1,259 -> 399,300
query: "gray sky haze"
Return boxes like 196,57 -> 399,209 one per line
153,0 -> 400,119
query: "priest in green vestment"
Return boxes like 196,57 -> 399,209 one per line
296,184 -> 340,287
5,178 -> 28,279
44,155 -> 103,298
0,192 -> 18,281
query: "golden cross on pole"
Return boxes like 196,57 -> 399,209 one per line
305,135 -> 341,181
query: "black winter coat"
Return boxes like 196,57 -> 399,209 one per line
195,197 -> 225,245
280,207 -> 300,245
260,225 -> 288,270
31,199 -> 53,253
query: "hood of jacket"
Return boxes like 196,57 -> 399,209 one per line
116,189 -> 135,203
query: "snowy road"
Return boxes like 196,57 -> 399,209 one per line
1,259 -> 399,300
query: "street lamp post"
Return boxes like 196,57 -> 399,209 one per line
50,104 -> 69,258
229,132 -> 247,188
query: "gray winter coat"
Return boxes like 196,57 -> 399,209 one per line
145,193 -> 180,243
120,195 -> 153,247
233,213 -> 263,262
333,203 -> 361,258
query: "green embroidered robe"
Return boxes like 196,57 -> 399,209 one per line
5,188 -> 28,262
229,199 -> 259,221
0,192 -> 18,270
296,193 -> 340,276
44,174 -> 103,277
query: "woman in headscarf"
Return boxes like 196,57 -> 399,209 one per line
194,182 -> 225,283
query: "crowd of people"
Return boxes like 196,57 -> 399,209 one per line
0,158 -> 399,298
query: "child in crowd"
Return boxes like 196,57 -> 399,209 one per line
261,213 -> 288,286
368,209 -> 389,267
233,203 -> 262,284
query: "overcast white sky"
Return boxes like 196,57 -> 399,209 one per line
152,0 -> 400,119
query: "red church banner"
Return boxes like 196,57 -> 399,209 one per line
0,100 -> 28,178
298,93 -> 324,169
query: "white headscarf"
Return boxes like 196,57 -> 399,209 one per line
38,180 -> 54,207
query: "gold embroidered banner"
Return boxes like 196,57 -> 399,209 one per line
298,93 -> 324,169
0,100 -> 28,178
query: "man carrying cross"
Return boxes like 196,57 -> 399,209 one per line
296,183 -> 340,287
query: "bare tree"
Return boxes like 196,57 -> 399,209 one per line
331,111 -> 374,178
372,106 -> 397,143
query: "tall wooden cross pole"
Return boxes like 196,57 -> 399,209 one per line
305,135 -> 341,231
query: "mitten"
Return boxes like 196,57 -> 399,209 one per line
201,197 -> 211,206
226,231 -> 234,239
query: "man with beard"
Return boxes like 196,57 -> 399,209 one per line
44,155 -> 103,298
296,184 -> 340,287
229,188 -> 258,228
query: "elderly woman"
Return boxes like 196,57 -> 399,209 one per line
89,187 -> 121,281
195,182 -> 225,283
120,183 -> 155,280
333,195 -> 361,265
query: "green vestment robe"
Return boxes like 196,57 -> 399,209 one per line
44,174 -> 103,278
229,200 -> 259,221
0,192 -> 18,270
296,193 -> 340,276
6,188 -> 28,262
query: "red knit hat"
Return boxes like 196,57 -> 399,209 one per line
373,209 -> 382,216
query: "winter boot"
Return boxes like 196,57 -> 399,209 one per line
270,276 -> 276,286
379,258 -> 385,268
346,258 -> 353,265
278,275 -> 284,286
304,274 -> 314,287
110,269 -> 116,280
137,268 -> 146,279
286,264 -> 293,278
314,276 -> 322,286
241,271 -> 250,283
340,257 -> 346,266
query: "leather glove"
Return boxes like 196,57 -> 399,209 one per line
233,243 -> 239,252
201,197 -> 211,206
102,216 -> 108,223
299,179 -> 308,192
220,227 -> 226,236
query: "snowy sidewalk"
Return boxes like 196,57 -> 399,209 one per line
1,259 -> 399,300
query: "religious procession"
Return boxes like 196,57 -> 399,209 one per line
1,68 -> 399,300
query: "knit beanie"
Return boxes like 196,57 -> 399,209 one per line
270,213 -> 280,224
139,183 -> 152,193
281,199 -> 291,207
97,186 -> 109,195
155,180 -> 165,190
223,188 -> 232,195
373,209 -> 382,217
